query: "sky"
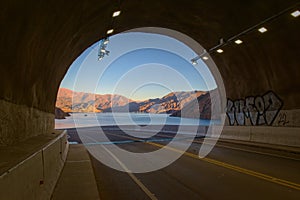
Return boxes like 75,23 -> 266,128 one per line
60,32 -> 217,101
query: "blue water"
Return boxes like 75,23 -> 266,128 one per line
55,112 -> 216,129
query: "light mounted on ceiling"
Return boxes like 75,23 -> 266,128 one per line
107,29 -> 114,35
191,59 -> 198,66
190,49 -> 208,65
216,49 -> 224,53
98,2 -> 122,61
189,3 -> 298,63
113,10 -> 121,17
258,27 -> 268,33
98,38 -> 110,61
103,38 -> 109,45
291,10 -> 300,17
235,39 -> 243,44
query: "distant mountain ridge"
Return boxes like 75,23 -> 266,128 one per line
103,91 -> 206,114
55,88 -> 208,116
56,88 -> 132,113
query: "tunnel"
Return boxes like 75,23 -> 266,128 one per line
1,0 -> 299,199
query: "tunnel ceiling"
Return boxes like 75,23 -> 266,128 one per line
1,0 -> 300,113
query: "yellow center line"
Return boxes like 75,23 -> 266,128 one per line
148,142 -> 300,191
192,140 -> 300,161
103,131 -> 300,191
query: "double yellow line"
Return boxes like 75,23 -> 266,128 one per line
192,140 -> 300,161
149,142 -> 300,191
104,131 -> 300,191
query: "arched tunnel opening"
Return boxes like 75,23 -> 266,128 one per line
54,28 -> 225,130
1,1 -> 300,199
54,28 -> 226,168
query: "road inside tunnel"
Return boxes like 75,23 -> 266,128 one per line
64,127 -> 300,200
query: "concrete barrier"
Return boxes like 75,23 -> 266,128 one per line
220,126 -> 300,148
0,131 -> 69,200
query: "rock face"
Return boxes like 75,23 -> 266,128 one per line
104,91 -> 206,114
56,88 -> 208,115
55,107 -> 70,119
171,89 -> 219,120
56,88 -> 132,113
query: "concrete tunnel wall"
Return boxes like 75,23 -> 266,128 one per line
1,0 -> 300,145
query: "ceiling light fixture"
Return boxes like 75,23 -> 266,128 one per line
291,10 -> 300,17
112,11 -> 121,17
235,39 -> 243,44
258,27 -> 267,33
103,38 -> 109,45
190,49 -> 207,65
107,29 -> 114,35
191,59 -> 198,65
98,38 -> 110,61
216,49 -> 224,53
191,3 -> 298,61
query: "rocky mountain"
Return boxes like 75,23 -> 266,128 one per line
56,88 -> 211,119
104,91 -> 206,114
56,88 -> 132,113
170,89 -> 219,119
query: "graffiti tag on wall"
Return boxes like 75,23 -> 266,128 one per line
277,112 -> 289,126
226,91 -> 283,126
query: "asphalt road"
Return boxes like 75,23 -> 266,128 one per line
66,126 -> 300,200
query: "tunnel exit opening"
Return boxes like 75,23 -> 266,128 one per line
55,27 -> 226,160
55,27 -> 226,128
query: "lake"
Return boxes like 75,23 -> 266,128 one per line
55,113 -> 217,129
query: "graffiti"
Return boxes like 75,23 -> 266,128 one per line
277,113 -> 289,126
226,91 -> 283,126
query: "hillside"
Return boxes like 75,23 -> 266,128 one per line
170,89 -> 219,120
56,88 -> 207,115
103,91 -> 206,114
56,88 -> 132,113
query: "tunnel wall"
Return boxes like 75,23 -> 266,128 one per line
1,0 -> 114,145
210,7 -> 300,128
0,100 -> 54,145
0,0 -> 299,145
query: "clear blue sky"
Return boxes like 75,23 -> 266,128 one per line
60,32 -> 216,101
